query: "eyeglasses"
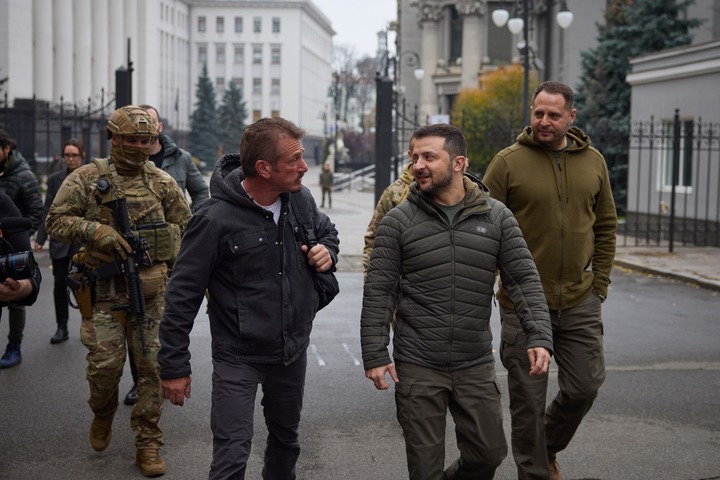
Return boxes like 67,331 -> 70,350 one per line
63,153 -> 82,159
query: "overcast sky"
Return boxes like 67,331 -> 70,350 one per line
311,0 -> 397,58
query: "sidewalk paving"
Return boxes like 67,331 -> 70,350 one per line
304,162 -> 720,292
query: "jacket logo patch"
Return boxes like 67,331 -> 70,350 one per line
476,226 -> 487,234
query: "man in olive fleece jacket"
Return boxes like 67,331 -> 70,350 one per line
362,123 -> 552,480
484,81 -> 617,480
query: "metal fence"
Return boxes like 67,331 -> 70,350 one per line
0,94 -> 112,179
624,111 -> 720,249
386,104 -> 720,249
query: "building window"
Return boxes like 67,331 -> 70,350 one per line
271,110 -> 280,118
271,46 -> 281,64
216,16 -> 224,33
216,45 -> 226,64
661,119 -> 694,192
271,78 -> 280,95
253,109 -> 262,122
198,16 -> 206,33
253,78 -> 262,94
216,77 -> 225,91
198,45 -> 207,64
235,16 -> 243,33
272,17 -> 281,33
234,45 -> 244,64
253,17 -> 261,33
232,77 -> 244,96
449,6 -> 463,63
253,45 -> 262,64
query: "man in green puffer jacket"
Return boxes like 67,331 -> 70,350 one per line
484,81 -> 617,480
362,123 -> 553,480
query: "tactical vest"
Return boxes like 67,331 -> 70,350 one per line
92,158 -> 179,264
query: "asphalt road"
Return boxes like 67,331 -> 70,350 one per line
1,267 -> 719,479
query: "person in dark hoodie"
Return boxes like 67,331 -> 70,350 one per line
0,129 -> 43,369
361,123 -> 552,480
484,81 -> 617,480
158,117 -> 339,479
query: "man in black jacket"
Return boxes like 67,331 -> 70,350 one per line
0,130 -> 43,369
0,190 -> 42,375
159,117 -> 339,479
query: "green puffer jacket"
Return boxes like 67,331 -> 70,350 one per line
0,150 -> 43,234
361,174 -> 552,372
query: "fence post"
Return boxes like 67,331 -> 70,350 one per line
669,109 -> 681,252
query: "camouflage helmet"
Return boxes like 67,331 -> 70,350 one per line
106,105 -> 159,140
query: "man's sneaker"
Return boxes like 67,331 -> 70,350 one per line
549,460 -> 564,480
136,448 -> 166,477
124,383 -> 138,405
89,416 -> 113,451
0,342 -> 21,369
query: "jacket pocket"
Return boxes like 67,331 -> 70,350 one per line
225,229 -> 271,282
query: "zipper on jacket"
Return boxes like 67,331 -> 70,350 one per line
447,227 -> 456,366
556,151 -> 566,310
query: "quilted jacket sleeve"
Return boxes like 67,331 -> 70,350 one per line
494,201 -> 553,353
360,210 -> 403,369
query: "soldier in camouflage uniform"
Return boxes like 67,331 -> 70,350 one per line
46,105 -> 192,477
362,160 -> 414,272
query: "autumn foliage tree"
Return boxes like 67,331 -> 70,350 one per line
451,64 -> 537,174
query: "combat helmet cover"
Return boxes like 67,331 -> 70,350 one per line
106,105 -> 159,140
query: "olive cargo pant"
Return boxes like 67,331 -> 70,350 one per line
500,291 -> 605,479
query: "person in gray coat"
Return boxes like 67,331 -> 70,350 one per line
35,139 -> 85,343
361,123 -> 553,480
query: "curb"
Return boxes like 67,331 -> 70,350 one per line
612,259 -> 720,292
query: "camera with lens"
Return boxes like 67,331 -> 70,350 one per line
0,251 -> 37,281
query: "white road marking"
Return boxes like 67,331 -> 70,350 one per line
309,344 -> 326,366
342,343 -> 361,366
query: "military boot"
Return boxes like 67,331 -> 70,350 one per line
0,342 -> 21,368
136,448 -> 166,477
50,320 -> 69,344
89,415 -> 113,451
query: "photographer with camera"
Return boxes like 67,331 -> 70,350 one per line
0,190 -> 42,371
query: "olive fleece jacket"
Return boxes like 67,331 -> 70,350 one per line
483,126 -> 617,311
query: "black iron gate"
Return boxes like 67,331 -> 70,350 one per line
1,94 -> 111,178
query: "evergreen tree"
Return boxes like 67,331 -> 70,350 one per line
575,0 -> 701,215
188,64 -> 219,169
217,81 -> 247,155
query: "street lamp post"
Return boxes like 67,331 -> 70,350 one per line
492,0 -> 573,126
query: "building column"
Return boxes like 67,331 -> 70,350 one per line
53,0 -> 73,102
415,1 -> 443,119
73,0 -> 92,103
91,0 -> 109,105
456,0 -> 484,89
108,0 -> 125,99
33,0 -> 53,100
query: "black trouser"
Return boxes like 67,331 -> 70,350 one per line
52,256 -> 72,325
209,354 -> 307,480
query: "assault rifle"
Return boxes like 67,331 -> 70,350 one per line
103,197 -> 152,356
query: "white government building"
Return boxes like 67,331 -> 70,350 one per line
0,0 -> 334,144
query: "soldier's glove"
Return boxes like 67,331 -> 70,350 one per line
92,224 -> 132,260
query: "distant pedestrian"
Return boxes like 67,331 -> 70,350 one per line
362,123 -> 552,480
483,80 -> 617,480
319,161 -> 333,208
34,139 -> 85,344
